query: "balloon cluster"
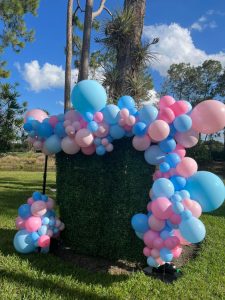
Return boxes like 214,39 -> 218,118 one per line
13,192 -> 65,254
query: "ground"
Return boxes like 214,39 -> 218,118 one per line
0,162 -> 225,299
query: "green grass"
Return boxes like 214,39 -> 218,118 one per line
0,171 -> 225,300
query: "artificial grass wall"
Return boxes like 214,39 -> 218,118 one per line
56,138 -> 155,263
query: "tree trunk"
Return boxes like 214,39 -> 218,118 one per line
64,0 -> 74,112
78,0 -> 94,82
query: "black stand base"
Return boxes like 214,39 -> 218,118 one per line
143,263 -> 182,283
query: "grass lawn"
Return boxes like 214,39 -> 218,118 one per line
0,170 -> 225,300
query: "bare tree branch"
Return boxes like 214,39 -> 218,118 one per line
92,0 -> 107,19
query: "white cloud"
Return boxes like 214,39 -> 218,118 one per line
190,14 -> 218,32
143,23 -> 225,76
56,100 -> 64,107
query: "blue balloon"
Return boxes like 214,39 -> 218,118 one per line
54,122 -> 66,138
31,232 -> 40,242
18,204 -> 31,219
129,107 -> 138,116
71,80 -> 107,116
94,137 -> 102,146
144,145 -> 165,165
165,153 -> 181,167
170,176 -> 186,191
170,193 -> 182,203
178,190 -> 190,200
30,120 -> 40,130
160,248 -> 173,262
96,145 -> 106,156
118,95 -> 135,110
37,123 -> 53,138
153,178 -> 174,198
38,225 -> 48,236
159,138 -> 176,153
84,112 -> 94,122
49,217 -> 56,227
132,122 -> 147,136
87,121 -> 99,132
139,104 -> 158,125
185,171 -> 225,212
135,231 -> 144,240
41,195 -> 48,202
23,122 -> 33,132
179,214 -> 206,243
131,213 -> 149,233
173,114 -> 192,133
110,124 -> 125,139
160,230 -> 173,240
57,114 -> 65,122
32,191 -> 42,201
166,220 -> 179,229
159,162 -> 170,173
28,130 -> 36,138
169,124 -> 177,137
13,230 -> 36,254
147,256 -> 159,267
172,202 -> 184,214
102,104 -> 120,125
42,217 -> 50,225
43,118 -> 50,123
44,134 -> 62,154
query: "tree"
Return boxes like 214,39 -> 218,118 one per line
0,83 -> 27,152
0,0 -> 39,78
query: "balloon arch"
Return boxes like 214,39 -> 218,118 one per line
14,80 -> 225,267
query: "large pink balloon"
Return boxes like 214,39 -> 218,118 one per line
151,197 -> 172,220
191,100 -> 225,134
176,157 -> 198,177
175,128 -> 199,148
25,109 -> 48,122
143,230 -> 159,248
132,135 -> 151,151
148,215 -> 165,231
25,216 -> 42,232
61,136 -> 80,154
148,120 -> 170,141
31,201 -> 47,217
170,100 -> 189,116
75,128 -> 94,148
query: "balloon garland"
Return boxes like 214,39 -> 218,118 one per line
20,80 -> 225,265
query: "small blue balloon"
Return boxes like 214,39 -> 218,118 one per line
94,137 -> 102,146
131,213 -> 149,233
31,232 -> 40,242
144,145 -> 165,165
37,123 -> 53,138
139,104 -> 158,125
87,121 -> 99,132
49,217 -> 56,226
23,122 -> 33,132
172,202 -> 184,214
147,256 -> 160,267
53,228 -> 59,234
54,122 -> 66,138
160,248 -> 173,262
18,204 -> 31,219
32,191 -> 42,201
118,95 -> 135,110
170,176 -> 186,191
173,114 -> 192,133
178,190 -> 190,200
152,178 -> 175,198
102,104 -> 120,125
159,138 -> 176,153
165,153 -> 181,167
13,230 -> 36,254
44,135 -> 62,154
183,101 -> 192,113
42,217 -> 50,225
96,145 -> 106,156
57,114 -> 65,122
38,225 -> 48,236
84,112 -> 94,122
170,193 -> 182,203
110,124 -> 125,139
43,118 -> 50,123
41,195 -> 48,202
159,162 -> 170,173
132,122 -> 147,136
160,230 -> 173,240
129,107 -> 138,116
166,220 -> 179,229
179,215 -> 206,243
169,124 -> 177,137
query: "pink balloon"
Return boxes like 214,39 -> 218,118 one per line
183,199 -> 202,218
173,144 -> 186,159
155,257 -> 165,265
80,119 -> 88,128
158,107 -> 175,124
143,230 -> 159,248
25,216 -> 42,232
49,116 -> 59,128
63,120 -> 72,127
47,229 -> 53,237
132,135 -> 151,151
170,100 -> 189,116
81,144 -> 96,155
151,248 -> 160,258
172,246 -> 182,258
65,125 -> 75,137
159,96 -> 175,109
46,198 -> 55,210
72,121 -> 81,131
175,129 -> 199,148
38,235 -> 50,248
101,138 -> 109,146
143,247 -> 152,257
105,143 -> 114,152
169,213 -> 181,225
153,237 -> 164,249
123,124 -> 132,132
147,201 -> 152,211
31,201 -> 47,217
65,110 -> 81,122
94,122 -> 109,137
168,168 -> 177,177
25,109 -> 48,122
126,115 -> 136,126
151,197 -> 173,220
33,140 -> 43,151
75,128 -> 94,148
16,217 -> 25,229
61,136 -> 80,155
55,219 -> 61,227
173,230 -> 191,246
148,215 -> 165,231
148,120 -> 170,141
119,118 -> 126,126
153,170 -> 162,181
59,223 -> 65,231
191,100 -> 225,134
164,236 -> 180,250
176,157 -> 198,177
93,112 -> 104,123
120,108 -> 129,119
27,198 -> 34,205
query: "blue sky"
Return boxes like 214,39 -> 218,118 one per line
2,0 -> 225,115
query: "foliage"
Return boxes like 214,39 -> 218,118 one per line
0,0 -> 39,77
0,83 -> 27,152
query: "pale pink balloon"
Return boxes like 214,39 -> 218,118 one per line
59,223 -> 65,231
183,199 -> 202,218
65,125 -> 75,137
132,135 -> 151,151
153,170 -> 163,181
147,201 -> 152,211
94,122 -> 109,138
16,217 -> 25,229
119,118 -> 126,126
143,247 -> 152,257
80,119 -> 88,128
159,96 -> 175,109
143,230 -> 159,248
123,124 -> 132,132
27,198 -> 34,205
172,246 -> 182,258
158,107 -> 175,124
175,129 -> 199,148
176,157 -> 198,177
126,115 -> 136,126
63,120 -> 72,127
120,108 -> 129,119
191,100 -> 225,134
155,257 -> 165,265
170,100 -> 189,116
49,116 -> 59,128
101,138 -> 109,146
93,112 -> 103,123
164,236 -> 180,250
173,144 -> 186,159
31,201 -> 47,217
173,229 -> 191,246
65,110 -> 81,122
153,237 -> 164,249
75,128 -> 94,147
148,215 -> 165,231
46,198 -> 55,210
33,140 -> 43,151
151,197 -> 173,220
105,143 -> 114,152
151,248 -> 160,258
25,216 -> 42,232
81,144 -> 96,155
148,120 -> 170,141
72,121 -> 81,131
25,109 -> 48,122
61,136 -> 80,155
169,213 -> 181,225
38,235 -> 50,248
47,229 -> 53,237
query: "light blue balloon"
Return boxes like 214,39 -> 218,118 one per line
38,225 -> 48,236
139,104 -> 158,125
170,176 -> 186,191
94,137 -> 102,146
118,95 -> 135,110
110,124 -> 125,139
160,230 -> 173,240
178,190 -> 190,200
160,248 -> 173,262
31,232 -> 40,242
159,137 -> 176,153
135,231 -> 144,240
159,162 -> 170,173
102,104 -> 120,125
179,215 -> 206,243
87,121 -> 99,132
132,122 -> 147,136
131,213 -> 149,233
172,202 -> 184,214
147,256 -> 160,267
144,145 -> 165,165
96,145 -> 106,156
165,153 -> 181,167
44,134 -> 62,154
170,193 -> 182,203
13,230 -> 36,254
71,80 -> 107,116
153,178 -> 175,198
173,114 -> 192,133
185,171 -> 225,212
42,217 -> 50,225
37,123 -> 53,138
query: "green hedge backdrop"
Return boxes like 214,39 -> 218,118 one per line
56,138 -> 155,263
